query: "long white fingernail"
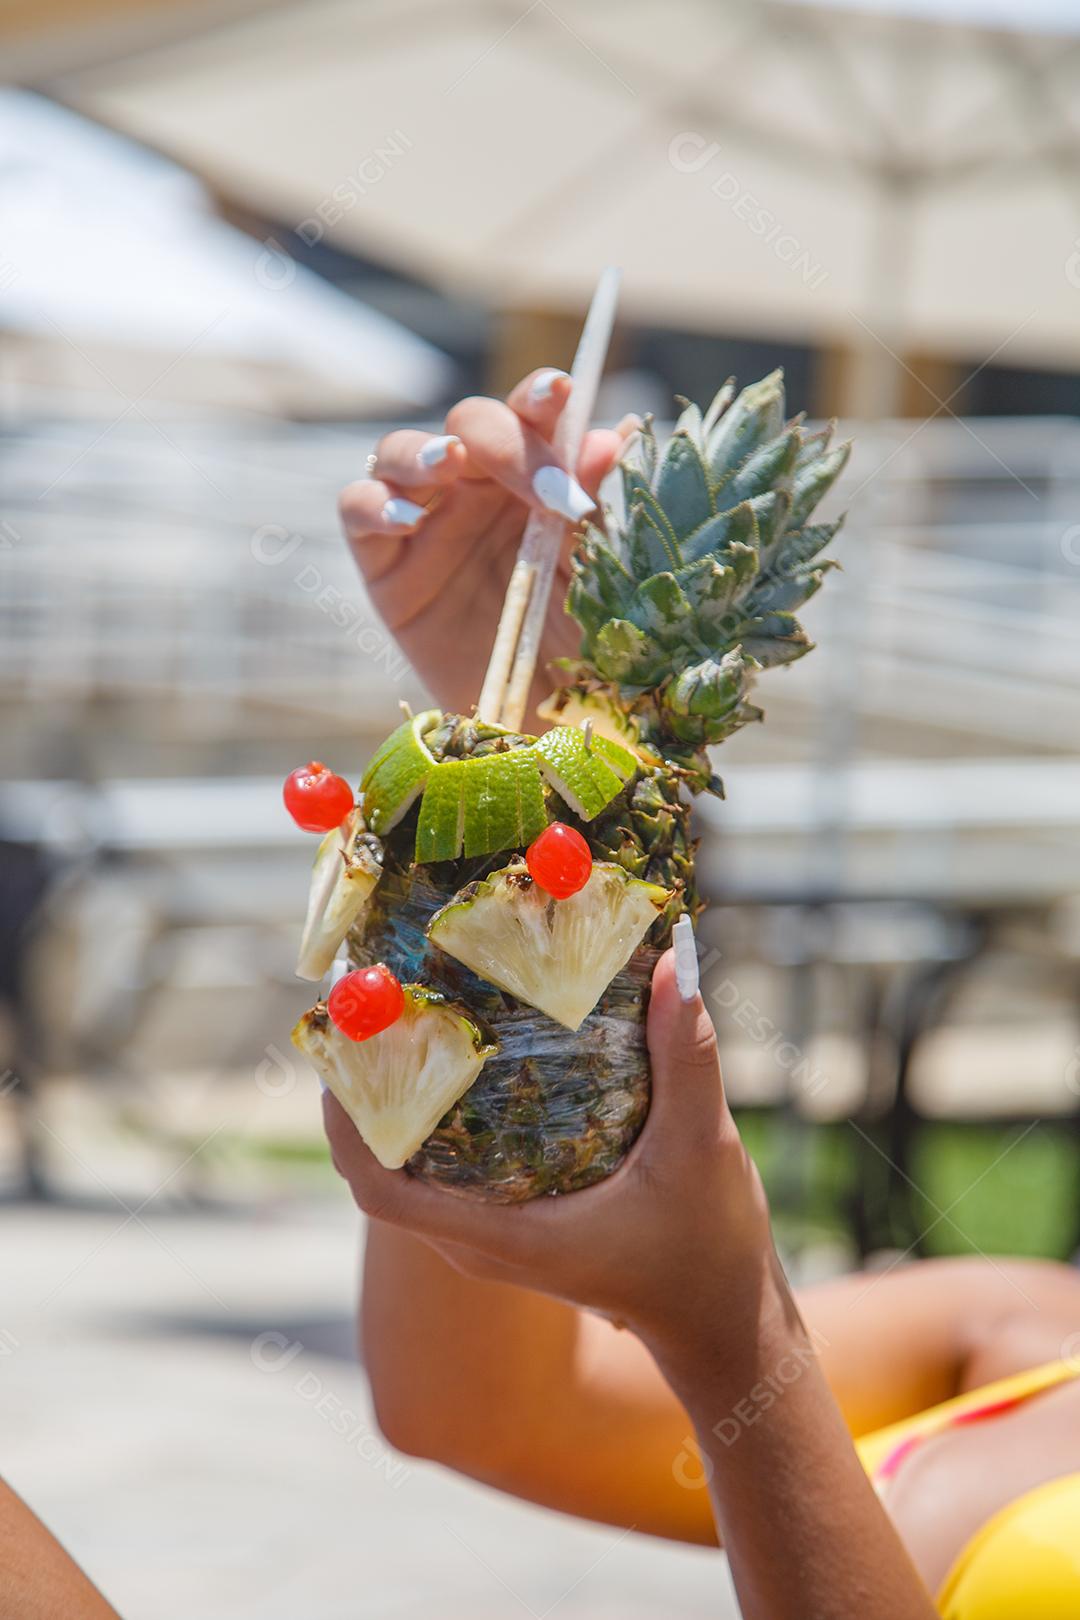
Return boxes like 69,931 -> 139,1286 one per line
672,916 -> 699,1003
382,497 -> 426,527
530,368 -> 569,404
532,465 -> 595,522
417,434 -> 460,469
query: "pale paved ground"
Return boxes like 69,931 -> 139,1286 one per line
0,1200 -> 740,1620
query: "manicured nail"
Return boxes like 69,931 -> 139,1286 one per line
529,368 -> 569,405
382,497 -> 426,527
532,465 -> 595,522
417,434 -> 460,469
672,916 -> 699,1003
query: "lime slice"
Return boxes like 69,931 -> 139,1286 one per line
589,733 -> 638,781
362,710 -> 627,859
462,749 -> 548,858
534,725 -> 632,821
360,708 -> 440,835
416,748 -> 550,861
416,759 -> 466,862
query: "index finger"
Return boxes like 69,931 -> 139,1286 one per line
506,368 -> 572,437
444,395 -> 596,524
369,429 -> 467,490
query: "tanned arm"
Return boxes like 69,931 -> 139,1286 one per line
362,1227 -> 1080,1545
331,950 -> 942,1616
648,1255 -> 937,1620
0,1479 -> 120,1619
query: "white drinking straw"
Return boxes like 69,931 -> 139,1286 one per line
477,266 -> 621,731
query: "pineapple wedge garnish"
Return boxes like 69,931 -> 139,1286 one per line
537,685 -> 647,756
427,861 -> 670,1031
292,986 -> 496,1168
295,809 -> 383,982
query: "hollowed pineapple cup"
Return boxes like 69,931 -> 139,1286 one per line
323,369 -> 852,1200
350,864 -> 658,1203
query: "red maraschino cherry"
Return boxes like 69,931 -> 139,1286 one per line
327,965 -> 405,1042
526,821 -> 593,900
283,761 -> 354,832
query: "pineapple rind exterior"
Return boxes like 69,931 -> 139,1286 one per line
349,860 -> 654,1201
348,725 -> 696,1198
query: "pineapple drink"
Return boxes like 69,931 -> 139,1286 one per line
291,370 -> 849,1201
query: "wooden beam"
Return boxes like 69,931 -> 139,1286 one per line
1,0 -> 283,83
0,0 -> 185,39
487,307 -> 582,399
813,342 -> 966,420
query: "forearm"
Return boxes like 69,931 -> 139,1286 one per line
0,1479 -> 119,1620
362,1221 -> 718,1539
362,1221 -> 580,1460
651,1259 -> 937,1620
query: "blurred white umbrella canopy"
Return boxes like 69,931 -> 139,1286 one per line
37,0 -> 1080,414
0,89 -> 454,416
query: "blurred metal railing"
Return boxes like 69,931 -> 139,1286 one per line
794,416 -> 1080,758
3,412 -> 1080,755
0,414 -> 419,735
2,408 -> 1079,1239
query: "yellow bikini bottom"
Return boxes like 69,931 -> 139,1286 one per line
855,1360 -> 1080,1617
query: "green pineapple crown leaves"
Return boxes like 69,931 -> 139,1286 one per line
564,369 -> 849,776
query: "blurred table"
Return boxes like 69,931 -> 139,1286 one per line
4,763 -> 1080,1248
5,756 -> 1080,886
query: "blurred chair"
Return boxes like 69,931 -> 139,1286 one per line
701,416 -> 1080,1257
0,836 -> 53,1196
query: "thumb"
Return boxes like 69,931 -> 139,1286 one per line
645,947 -> 727,1140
